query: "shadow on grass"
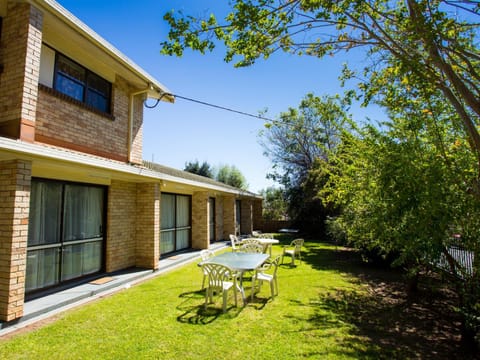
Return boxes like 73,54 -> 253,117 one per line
297,242 -> 474,359
176,289 -> 244,325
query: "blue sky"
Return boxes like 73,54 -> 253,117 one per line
56,0 -> 380,192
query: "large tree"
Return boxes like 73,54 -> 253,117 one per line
260,93 -> 349,232
260,92 -> 350,188
162,0 -> 480,185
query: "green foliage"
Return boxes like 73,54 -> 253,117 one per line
259,186 -> 288,220
259,93 -> 350,233
260,92 -> 351,188
184,160 -> 214,178
321,89 -> 480,343
215,164 -> 248,190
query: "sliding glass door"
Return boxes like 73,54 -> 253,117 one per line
160,193 -> 191,255
26,179 -> 105,293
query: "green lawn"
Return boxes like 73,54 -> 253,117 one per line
0,240 -> 463,359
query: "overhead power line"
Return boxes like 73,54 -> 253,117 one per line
144,92 -> 275,122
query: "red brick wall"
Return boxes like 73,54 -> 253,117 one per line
0,160 -> 31,322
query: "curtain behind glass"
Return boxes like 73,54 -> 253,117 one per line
161,194 -> 175,229
64,185 -> 103,241
161,231 -> 175,253
28,181 -> 62,246
176,195 -> 190,227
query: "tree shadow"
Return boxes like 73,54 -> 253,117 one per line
298,242 -> 476,359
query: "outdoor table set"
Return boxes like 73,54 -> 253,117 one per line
199,251 -> 277,312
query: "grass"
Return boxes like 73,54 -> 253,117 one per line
0,239 -> 467,359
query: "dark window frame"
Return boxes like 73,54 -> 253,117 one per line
160,192 -> 192,255
53,52 -> 112,114
26,177 -> 107,297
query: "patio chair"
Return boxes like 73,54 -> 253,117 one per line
240,242 -> 264,253
199,249 -> 214,289
241,238 -> 261,246
229,234 -> 241,252
252,255 -> 281,301
202,262 -> 241,313
281,238 -> 304,266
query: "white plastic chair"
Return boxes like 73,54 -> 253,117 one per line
229,234 -> 241,252
199,249 -> 214,289
202,262 -> 241,313
252,255 -> 281,301
282,238 -> 304,265
240,242 -> 264,253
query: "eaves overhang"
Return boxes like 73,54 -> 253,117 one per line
28,0 -> 174,103
0,137 -> 261,198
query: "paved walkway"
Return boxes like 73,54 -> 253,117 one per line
0,241 -> 229,337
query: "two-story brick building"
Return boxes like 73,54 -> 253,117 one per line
0,0 -> 262,323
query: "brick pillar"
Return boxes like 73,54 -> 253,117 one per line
241,199 -> 253,235
136,183 -> 160,269
0,160 -> 31,322
106,181 -> 136,272
0,2 -> 42,141
223,195 -> 236,239
253,198 -> 263,231
192,191 -> 208,249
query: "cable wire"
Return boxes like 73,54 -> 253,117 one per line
145,92 -> 275,122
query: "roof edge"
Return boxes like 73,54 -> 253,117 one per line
31,0 -> 174,103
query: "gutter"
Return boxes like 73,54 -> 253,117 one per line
128,88 -> 149,163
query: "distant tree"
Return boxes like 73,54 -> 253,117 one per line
184,160 -> 214,178
216,164 -> 248,190
259,93 -> 350,233
259,187 -> 288,220
260,93 -> 349,188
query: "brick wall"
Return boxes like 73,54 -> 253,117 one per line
252,198 -> 263,230
0,2 -> 42,141
192,191 -> 208,249
241,199 -> 253,235
35,82 -> 132,162
136,183 -> 159,269
0,160 -> 31,322
130,92 -> 144,165
106,180 -> 137,272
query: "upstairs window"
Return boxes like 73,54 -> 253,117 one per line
54,53 -> 111,113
